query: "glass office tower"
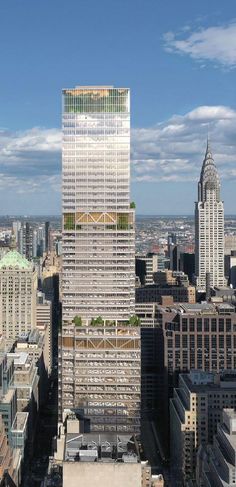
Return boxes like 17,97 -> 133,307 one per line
59,87 -> 140,433
62,86 -> 135,321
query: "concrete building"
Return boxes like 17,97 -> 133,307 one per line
59,322 -> 140,434
136,282 -> 195,305
198,409 -> 236,486
7,352 -> 38,413
0,250 -> 37,338
225,236 -> 236,256
135,303 -> 159,327
157,302 -> 236,380
16,327 -> 51,375
0,355 -> 17,444
12,222 -> 21,245
62,461 -> 150,487
154,270 -> 190,287
170,371 -> 236,485
210,286 -> 236,304
195,141 -> 226,290
0,347 -> 41,483
36,291 -> 52,374
135,301 -> 236,447
10,412 -> 28,461
7,352 -> 38,449
145,302 -> 236,455
16,327 -> 51,406
0,354 -> 29,458
53,415 -> 159,487
60,86 -> 138,432
0,414 -> 20,486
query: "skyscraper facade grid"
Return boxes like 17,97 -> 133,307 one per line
59,86 -> 140,433
62,86 -> 135,321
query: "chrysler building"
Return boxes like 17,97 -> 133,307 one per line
195,141 -> 226,290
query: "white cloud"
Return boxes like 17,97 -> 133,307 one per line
0,127 -> 61,163
0,106 -> 236,198
163,22 -> 236,68
0,128 -> 61,195
132,105 -> 236,183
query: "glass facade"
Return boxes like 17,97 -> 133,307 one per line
62,86 -> 135,322
60,86 -> 139,433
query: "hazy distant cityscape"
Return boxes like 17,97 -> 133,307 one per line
2,214 -> 236,254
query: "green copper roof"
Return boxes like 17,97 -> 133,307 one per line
0,250 -> 31,270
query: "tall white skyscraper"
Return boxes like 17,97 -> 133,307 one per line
195,141 -> 226,290
60,86 -> 140,433
62,86 -> 135,321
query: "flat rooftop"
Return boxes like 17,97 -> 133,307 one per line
181,371 -> 236,393
158,302 -> 235,315
65,433 -> 140,464
180,303 -> 215,313
7,352 -> 28,366
0,388 -> 15,404
11,412 -> 28,433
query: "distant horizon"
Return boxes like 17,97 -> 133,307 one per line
1,213 -> 236,218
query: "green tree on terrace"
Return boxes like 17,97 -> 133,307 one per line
73,316 -> 82,326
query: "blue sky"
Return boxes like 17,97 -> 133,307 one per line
0,0 -> 236,214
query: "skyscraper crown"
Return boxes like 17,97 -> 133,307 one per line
198,139 -> 220,202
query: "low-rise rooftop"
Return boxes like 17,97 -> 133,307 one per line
181,370 -> 236,393
7,352 -> 28,366
11,412 -> 28,433
64,433 -> 140,464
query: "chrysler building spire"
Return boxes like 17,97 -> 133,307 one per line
198,139 -> 221,203
195,140 -> 226,290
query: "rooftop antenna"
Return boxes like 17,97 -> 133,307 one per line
207,123 -> 211,152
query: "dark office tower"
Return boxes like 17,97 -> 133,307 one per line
25,222 -> 33,260
136,258 -> 146,285
141,326 -> 164,421
45,221 -> 50,253
180,252 -> 195,283
195,141 -> 226,290
169,245 -> 181,271
168,233 -> 177,246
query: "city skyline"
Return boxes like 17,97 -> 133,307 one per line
0,0 -> 236,214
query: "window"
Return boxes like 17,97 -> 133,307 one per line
182,319 -> 187,332
190,319 -> 195,332
211,319 -> 217,332
204,319 -> 209,332
197,319 -> 202,332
